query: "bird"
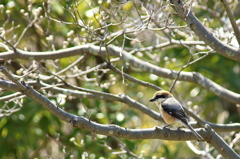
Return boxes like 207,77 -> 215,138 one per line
149,90 -> 204,141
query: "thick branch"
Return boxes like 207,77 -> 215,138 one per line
170,0 -> 240,61
1,70 -> 239,157
71,116 -> 204,141
1,79 -> 240,132
0,45 -> 95,60
37,81 -> 163,123
0,40 -> 205,60
205,125 -> 240,159
1,66 -> 240,159
1,44 -> 240,104
107,45 -> 240,104
0,67 -> 204,141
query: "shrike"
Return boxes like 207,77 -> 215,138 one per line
149,90 -> 204,141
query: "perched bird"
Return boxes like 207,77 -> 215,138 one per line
149,90 -> 204,141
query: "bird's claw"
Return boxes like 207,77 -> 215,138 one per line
155,126 -> 162,131
163,125 -> 171,130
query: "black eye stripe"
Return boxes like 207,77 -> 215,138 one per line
155,95 -> 165,99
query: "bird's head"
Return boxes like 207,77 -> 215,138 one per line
149,90 -> 173,105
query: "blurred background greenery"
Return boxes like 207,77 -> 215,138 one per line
0,0 -> 240,158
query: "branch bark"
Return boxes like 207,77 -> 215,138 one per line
0,66 -> 200,141
1,66 -> 239,158
205,125 -> 240,159
1,79 -> 240,132
1,44 -> 240,104
170,0 -> 240,61
221,0 -> 240,45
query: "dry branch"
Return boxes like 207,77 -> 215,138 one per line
1,44 -> 240,104
170,0 -> 240,61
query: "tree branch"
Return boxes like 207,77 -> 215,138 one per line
1,79 -> 240,132
204,125 -> 240,159
221,0 -> 240,45
0,92 -> 24,102
38,80 -> 164,123
0,35 -> 17,53
1,66 -> 240,158
170,0 -> 240,61
107,63 -> 161,90
0,66 -> 204,141
1,44 -> 240,104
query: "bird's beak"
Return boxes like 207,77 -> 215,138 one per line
149,98 -> 155,102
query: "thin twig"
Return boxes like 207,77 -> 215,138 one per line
0,35 -> 17,53
170,0 -> 240,61
221,0 -> 240,46
112,136 -> 140,158
169,41 -> 193,92
14,16 -> 39,47
0,92 -> 24,102
0,66 -> 26,90
169,46 -> 211,92
1,45 -> 240,104
108,63 -> 161,90
186,141 -> 214,158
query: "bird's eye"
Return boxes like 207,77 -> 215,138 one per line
155,95 -> 165,99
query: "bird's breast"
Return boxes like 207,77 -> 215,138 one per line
159,106 -> 175,125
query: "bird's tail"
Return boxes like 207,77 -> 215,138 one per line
184,123 -> 204,141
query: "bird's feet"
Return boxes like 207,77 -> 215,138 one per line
177,126 -> 184,130
163,125 -> 171,130
154,126 -> 162,131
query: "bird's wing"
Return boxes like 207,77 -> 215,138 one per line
161,97 -> 188,123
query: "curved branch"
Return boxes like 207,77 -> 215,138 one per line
184,107 -> 240,132
0,67 -> 203,141
71,117 -> 205,141
37,81 -> 163,123
107,45 -> 240,104
2,79 -> 240,132
0,92 -> 23,102
221,0 -> 240,45
170,0 -> 240,61
48,83 -> 240,132
204,125 -> 240,159
0,45 -> 95,60
192,72 -> 240,104
107,63 -> 162,90
1,67 -> 239,159
1,44 -> 240,104
186,141 -> 214,158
